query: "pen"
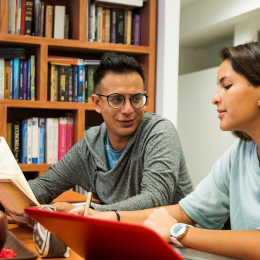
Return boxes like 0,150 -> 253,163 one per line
84,192 -> 92,217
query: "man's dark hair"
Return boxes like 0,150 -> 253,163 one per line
93,52 -> 145,93
220,41 -> 260,141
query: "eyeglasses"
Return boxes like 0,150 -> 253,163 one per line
96,93 -> 148,109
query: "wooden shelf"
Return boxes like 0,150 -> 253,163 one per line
19,163 -> 52,176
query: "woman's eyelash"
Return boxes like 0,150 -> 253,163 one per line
224,85 -> 232,90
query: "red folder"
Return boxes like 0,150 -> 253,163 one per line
25,207 -> 184,260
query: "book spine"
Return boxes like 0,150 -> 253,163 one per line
4,61 -> 10,99
97,6 -> 103,43
48,56 -> 83,66
88,0 -> 91,41
84,65 -> 88,103
38,118 -> 45,164
25,0 -> 33,36
110,9 -> 117,43
90,4 -> 95,41
13,58 -> 19,100
102,8 -> 106,43
45,118 -> 53,164
65,66 -> 69,101
95,5 -> 98,42
58,117 -> 67,161
23,61 -> 28,100
53,118 -> 58,163
126,11 -> 132,45
9,59 -> 14,100
86,0 -> 89,41
124,9 -> 127,44
116,9 -> 124,44
131,12 -> 135,45
72,65 -> 78,102
87,65 -> 94,103
7,123 -> 13,150
64,14 -> 69,39
58,65 -> 66,101
66,117 -> 74,152
8,0 -> 16,34
37,0 -> 41,37
45,5 -> 54,38
0,59 -> 4,99
54,5 -> 65,39
19,61 -> 24,100
27,58 -> 31,100
40,1 -> 45,37
27,118 -> 32,164
33,0 -> 40,36
16,0 -> 22,35
77,65 -> 84,103
50,64 -> 56,101
68,66 -> 73,102
105,9 -> 110,43
12,121 -> 21,162
31,117 -> 39,163
134,14 -> 141,46
20,0 -> 26,35
21,119 -> 28,164
30,55 -> 35,100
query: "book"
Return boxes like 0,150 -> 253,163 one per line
30,55 -> 35,100
45,5 -> 54,38
24,0 -> 33,36
105,8 -> 110,43
92,0 -> 144,7
13,58 -> 19,100
21,119 -> 28,164
12,121 -> 20,163
58,117 -> 67,161
77,65 -> 84,103
4,61 -> 10,99
64,14 -> 69,39
58,66 -> 67,102
90,4 -> 96,41
86,0 -> 89,41
27,58 -> 31,100
38,118 -> 45,164
97,6 -> 103,42
84,65 -> 88,103
124,9 -> 127,44
116,9 -> 124,44
16,0 -> 22,35
83,60 -> 100,65
54,5 -> 66,39
126,10 -> 132,45
102,8 -> 106,42
45,118 -> 53,164
53,118 -> 58,164
68,66 -> 73,102
23,61 -> 28,100
131,11 -> 135,45
49,64 -> 58,101
6,123 -> 13,150
33,0 -> 40,36
9,59 -> 14,100
31,117 -> 38,163
19,61 -> 24,100
20,0 -> 26,35
134,14 -> 141,46
0,136 -> 40,226
110,9 -> 117,43
66,117 -> 74,152
27,118 -> 32,164
72,65 -> 78,102
0,59 -> 4,99
87,65 -> 95,103
48,56 -> 84,66
39,1 -> 45,37
8,0 -> 16,34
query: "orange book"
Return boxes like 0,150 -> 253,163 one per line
4,61 -> 10,99
102,8 -> 106,42
45,5 -> 53,38
48,56 -> 83,66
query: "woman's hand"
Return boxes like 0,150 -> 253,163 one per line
143,207 -> 177,242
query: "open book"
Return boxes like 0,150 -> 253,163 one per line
0,136 -> 40,226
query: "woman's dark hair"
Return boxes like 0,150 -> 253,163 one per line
93,52 -> 145,93
220,42 -> 260,141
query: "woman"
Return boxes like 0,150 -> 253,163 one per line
70,42 -> 260,259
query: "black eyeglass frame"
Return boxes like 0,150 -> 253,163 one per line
96,93 -> 148,109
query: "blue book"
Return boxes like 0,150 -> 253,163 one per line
13,58 -> 19,100
27,59 -> 31,100
23,61 -> 28,100
19,61 -> 24,100
38,118 -> 45,164
9,59 -> 14,100
21,119 -> 28,164
77,65 -> 84,103
72,65 -> 78,102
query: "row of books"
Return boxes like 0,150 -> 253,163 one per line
0,55 -> 36,100
86,2 -> 142,45
8,0 -> 69,39
48,56 -> 100,103
6,116 -> 74,164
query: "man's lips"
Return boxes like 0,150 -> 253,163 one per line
118,119 -> 134,126
217,109 -> 226,118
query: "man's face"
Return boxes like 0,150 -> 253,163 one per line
92,72 -> 145,143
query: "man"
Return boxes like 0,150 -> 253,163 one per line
28,52 -> 193,212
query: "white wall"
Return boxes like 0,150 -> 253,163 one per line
178,67 -> 236,187
155,0 -> 180,127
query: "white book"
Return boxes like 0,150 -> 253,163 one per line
53,5 -> 66,39
0,59 -> 4,99
90,4 -> 96,41
53,118 -> 59,164
8,0 -> 16,34
27,118 -> 32,164
31,117 -> 39,164
105,9 -> 110,43
0,137 -> 40,226
46,118 -> 54,164
97,6 -> 103,42
93,0 -> 144,7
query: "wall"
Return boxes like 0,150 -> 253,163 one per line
178,67 -> 236,187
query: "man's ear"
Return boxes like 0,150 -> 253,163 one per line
91,94 -> 101,114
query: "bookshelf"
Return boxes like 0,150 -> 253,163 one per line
0,0 -> 157,177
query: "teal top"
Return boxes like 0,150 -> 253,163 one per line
105,132 -> 125,171
180,139 -> 260,231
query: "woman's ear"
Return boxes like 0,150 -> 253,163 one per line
91,94 -> 101,114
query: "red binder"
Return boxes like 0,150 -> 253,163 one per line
25,207 -> 184,260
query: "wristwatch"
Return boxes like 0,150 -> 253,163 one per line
170,223 -> 193,247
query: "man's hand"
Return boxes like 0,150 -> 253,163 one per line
69,206 -> 117,221
143,207 -> 177,242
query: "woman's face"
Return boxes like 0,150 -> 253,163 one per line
212,59 -> 260,133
